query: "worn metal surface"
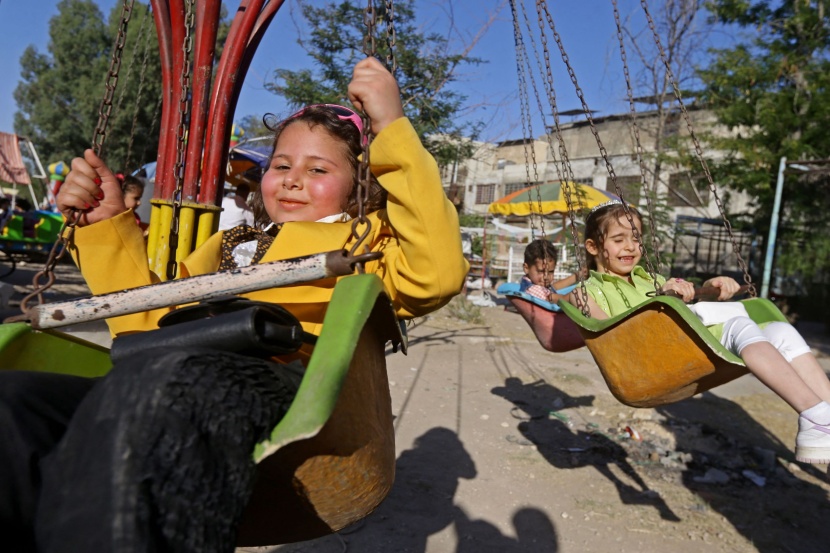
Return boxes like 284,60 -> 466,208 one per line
19,251 -> 351,329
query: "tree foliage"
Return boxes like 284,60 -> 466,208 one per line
13,0 -> 232,177
14,0 -> 163,174
263,0 -> 484,168
699,0 -> 830,291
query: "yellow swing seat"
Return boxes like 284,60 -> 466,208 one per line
0,273 -> 402,545
558,295 -> 788,407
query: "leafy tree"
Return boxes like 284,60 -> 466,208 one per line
13,1 -> 232,178
262,0 -> 485,170
699,0 -> 830,315
14,0 -> 162,174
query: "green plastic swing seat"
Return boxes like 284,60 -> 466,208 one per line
558,296 -> 788,408
0,273 -> 402,546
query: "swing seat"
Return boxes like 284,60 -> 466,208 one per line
558,296 -> 789,407
0,273 -> 401,545
497,283 -> 584,352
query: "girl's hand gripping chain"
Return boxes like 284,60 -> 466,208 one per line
58,149 -> 127,227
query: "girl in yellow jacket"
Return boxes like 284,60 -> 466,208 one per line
59,57 -> 468,339
0,58 -> 467,552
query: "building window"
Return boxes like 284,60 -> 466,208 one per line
476,183 -> 496,204
668,173 -> 709,207
571,176 -> 594,187
610,175 -> 642,204
504,181 -> 529,196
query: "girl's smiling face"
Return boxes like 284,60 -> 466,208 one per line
586,215 -> 642,279
260,121 -> 355,223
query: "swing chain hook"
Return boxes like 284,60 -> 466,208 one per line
350,0 -> 396,273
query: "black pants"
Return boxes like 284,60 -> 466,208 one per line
0,349 -> 302,553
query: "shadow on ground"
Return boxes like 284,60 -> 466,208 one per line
272,427 -> 559,553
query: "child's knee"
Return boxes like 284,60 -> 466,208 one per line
762,322 -> 811,362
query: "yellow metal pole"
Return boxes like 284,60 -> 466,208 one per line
151,202 -> 174,279
146,202 -> 163,265
195,204 -> 222,248
176,204 -> 197,262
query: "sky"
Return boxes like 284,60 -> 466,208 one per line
0,0 -> 708,151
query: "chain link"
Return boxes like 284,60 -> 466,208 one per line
611,0 -> 662,283
385,0 -> 397,73
349,0 -> 378,273
639,0 -> 755,295
166,0 -> 196,281
350,0 -> 396,272
538,1 -> 660,307
509,0 -> 542,243
18,0 -> 135,318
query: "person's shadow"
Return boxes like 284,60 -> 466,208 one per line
453,506 -> 558,552
658,392 -> 830,551
282,427 -> 559,552
492,377 -> 680,522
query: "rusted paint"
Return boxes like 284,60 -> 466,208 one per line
28,251 -> 352,330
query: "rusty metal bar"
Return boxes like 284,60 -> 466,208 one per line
14,250 -> 368,330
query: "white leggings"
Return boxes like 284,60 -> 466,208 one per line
720,317 -> 812,362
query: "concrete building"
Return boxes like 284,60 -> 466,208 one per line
447,106 -> 759,281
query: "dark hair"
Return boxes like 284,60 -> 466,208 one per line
249,106 -> 387,227
583,202 -> 642,270
524,239 -> 558,266
121,174 -> 145,196
235,183 -> 251,197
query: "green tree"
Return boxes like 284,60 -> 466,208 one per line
699,0 -> 830,313
263,0 -> 485,169
14,1 -> 163,174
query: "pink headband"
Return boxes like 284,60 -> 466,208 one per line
289,104 -> 366,145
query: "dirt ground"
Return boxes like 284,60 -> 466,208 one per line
4,262 -> 829,552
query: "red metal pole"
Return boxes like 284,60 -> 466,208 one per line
199,0 -> 284,206
182,0 -> 222,202
149,0 -> 173,200
158,0 -> 185,200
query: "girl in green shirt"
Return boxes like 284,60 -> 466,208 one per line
569,200 -> 830,467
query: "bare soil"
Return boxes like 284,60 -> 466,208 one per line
262,295 -> 830,553
6,264 -> 828,552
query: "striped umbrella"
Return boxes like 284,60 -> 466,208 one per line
487,181 -> 621,217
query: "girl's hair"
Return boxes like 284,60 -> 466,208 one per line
249,106 -> 387,227
120,174 -> 145,196
583,202 -> 643,271
524,239 -> 558,266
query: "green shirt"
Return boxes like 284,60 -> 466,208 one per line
584,266 -> 727,342
584,266 -> 665,317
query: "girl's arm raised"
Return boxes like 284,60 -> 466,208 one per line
347,57 -> 404,134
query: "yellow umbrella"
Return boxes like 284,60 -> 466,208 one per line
487,181 -> 621,216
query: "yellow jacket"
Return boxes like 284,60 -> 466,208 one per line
70,117 -> 469,338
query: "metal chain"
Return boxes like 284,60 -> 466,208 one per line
91,0 -> 136,157
19,0 -> 135,315
540,1 -> 660,297
528,0 -> 592,314
166,0 -> 196,281
639,0 -> 755,295
509,0 -> 541,242
349,0 -> 380,272
385,0 -> 397,73
111,1 -> 149,152
516,0 -> 549,240
612,0 -> 663,276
